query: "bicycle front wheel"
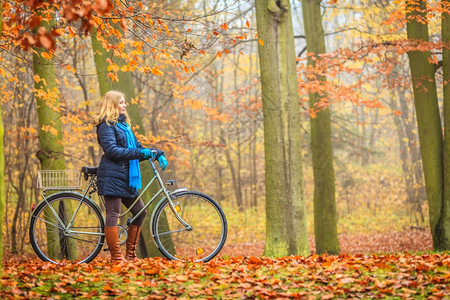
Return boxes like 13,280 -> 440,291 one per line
29,193 -> 104,264
152,191 -> 227,262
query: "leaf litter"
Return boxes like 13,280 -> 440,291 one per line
1,251 -> 448,299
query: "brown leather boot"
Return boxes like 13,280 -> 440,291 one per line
125,225 -> 141,261
104,226 -> 126,263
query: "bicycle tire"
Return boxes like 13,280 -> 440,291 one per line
29,192 -> 104,264
152,191 -> 227,262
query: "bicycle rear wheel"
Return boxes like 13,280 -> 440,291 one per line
29,193 -> 104,264
152,191 -> 227,262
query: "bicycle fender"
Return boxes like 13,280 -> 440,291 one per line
148,189 -> 191,232
148,189 -> 193,247
30,191 -> 105,223
149,195 -> 169,245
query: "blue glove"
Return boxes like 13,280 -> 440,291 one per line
158,155 -> 168,170
140,148 -> 153,160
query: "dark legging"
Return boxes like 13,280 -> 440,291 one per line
104,196 -> 147,227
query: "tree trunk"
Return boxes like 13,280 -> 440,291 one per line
359,106 -> 369,165
250,120 -> 258,208
391,87 -> 425,224
32,13 -> 78,259
219,131 -> 244,210
255,0 -> 309,257
211,66 -> 225,201
301,0 -> 339,255
248,41 -> 258,209
0,104 -> 5,268
233,53 -> 244,210
441,0 -> 450,249
406,0 -> 447,249
91,25 -> 167,257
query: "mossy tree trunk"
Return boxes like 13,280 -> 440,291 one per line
91,25 -> 166,257
255,0 -> 309,257
0,105 -> 4,269
406,0 -> 450,249
33,14 -> 77,259
0,3 -> 4,269
441,0 -> 450,249
301,0 -> 339,255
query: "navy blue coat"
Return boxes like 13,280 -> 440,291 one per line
96,114 -> 143,198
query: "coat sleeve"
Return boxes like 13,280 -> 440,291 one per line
134,135 -> 143,149
134,134 -> 147,162
97,123 -> 142,161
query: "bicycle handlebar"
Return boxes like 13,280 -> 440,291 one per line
151,150 -> 158,161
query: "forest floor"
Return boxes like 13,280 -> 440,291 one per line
2,166 -> 447,298
221,229 -> 433,257
2,229 -> 448,299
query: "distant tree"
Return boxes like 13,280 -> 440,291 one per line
301,0 -> 339,255
255,0 -> 309,256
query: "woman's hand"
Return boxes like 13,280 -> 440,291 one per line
158,155 -> 168,170
140,148 -> 153,160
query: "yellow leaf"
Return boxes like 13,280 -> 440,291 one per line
259,39 -> 264,46
118,42 -> 125,50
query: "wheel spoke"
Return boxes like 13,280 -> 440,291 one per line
153,192 -> 227,262
30,194 -> 104,264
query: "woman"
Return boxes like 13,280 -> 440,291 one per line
93,91 -> 168,262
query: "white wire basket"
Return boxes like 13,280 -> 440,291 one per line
37,170 -> 82,189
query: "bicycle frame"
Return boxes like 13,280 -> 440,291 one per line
123,160 -> 191,230
36,159 -> 190,238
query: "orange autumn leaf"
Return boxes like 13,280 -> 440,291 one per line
41,52 -> 52,60
52,28 -> 65,37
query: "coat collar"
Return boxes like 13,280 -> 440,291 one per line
118,114 -> 127,123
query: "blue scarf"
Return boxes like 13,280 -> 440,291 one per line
116,122 -> 141,190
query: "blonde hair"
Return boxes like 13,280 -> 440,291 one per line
93,91 -> 131,126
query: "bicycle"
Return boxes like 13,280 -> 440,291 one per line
29,158 -> 228,264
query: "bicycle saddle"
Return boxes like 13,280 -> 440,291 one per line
81,166 -> 98,175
